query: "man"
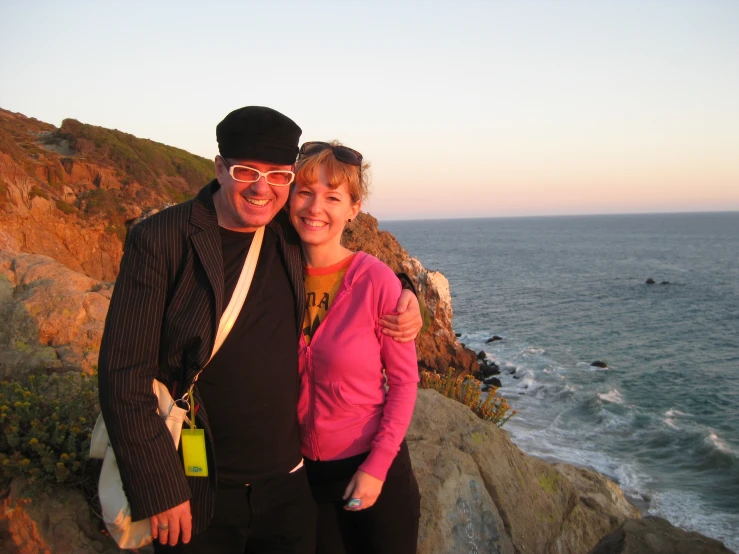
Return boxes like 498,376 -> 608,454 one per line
98,107 -> 421,553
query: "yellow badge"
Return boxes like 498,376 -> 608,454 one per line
181,428 -> 208,477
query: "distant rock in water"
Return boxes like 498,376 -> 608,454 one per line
591,361 -> 609,369
660,280 -> 670,285
477,350 -> 486,361
645,278 -> 656,285
588,516 -> 734,554
483,377 -> 502,389
480,361 -> 501,377
455,332 -> 461,337
486,335 -> 503,343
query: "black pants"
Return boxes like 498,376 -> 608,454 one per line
153,467 -> 317,554
304,441 -> 421,554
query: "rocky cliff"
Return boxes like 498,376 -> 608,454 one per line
0,108 -> 213,281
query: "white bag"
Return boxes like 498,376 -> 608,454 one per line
91,226 -> 264,549
90,381 -> 187,548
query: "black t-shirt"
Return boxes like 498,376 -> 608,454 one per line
197,226 -> 301,485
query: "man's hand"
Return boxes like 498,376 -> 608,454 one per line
150,500 -> 192,546
380,289 -> 423,343
343,470 -> 384,511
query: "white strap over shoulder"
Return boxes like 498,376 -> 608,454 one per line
210,224 -> 264,361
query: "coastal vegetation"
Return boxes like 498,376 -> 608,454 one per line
420,368 -> 516,427
57,118 -> 213,192
0,372 -> 99,495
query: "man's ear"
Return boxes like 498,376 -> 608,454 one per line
215,155 -> 227,182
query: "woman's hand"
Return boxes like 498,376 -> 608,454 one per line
379,289 -> 423,343
343,469 -> 384,511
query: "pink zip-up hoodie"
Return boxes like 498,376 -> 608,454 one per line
297,251 -> 419,481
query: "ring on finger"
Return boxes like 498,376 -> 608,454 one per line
158,524 -> 169,530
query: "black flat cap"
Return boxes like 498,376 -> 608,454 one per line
216,106 -> 302,165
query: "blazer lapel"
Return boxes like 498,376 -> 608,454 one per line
190,182 -> 224,366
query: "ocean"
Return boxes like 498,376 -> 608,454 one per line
382,212 -> 739,551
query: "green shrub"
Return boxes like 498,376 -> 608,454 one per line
0,372 -> 100,492
419,297 -> 432,334
56,200 -> 77,214
420,369 -> 516,427
29,185 -> 49,201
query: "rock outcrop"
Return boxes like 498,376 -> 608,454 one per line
409,389 -> 641,554
0,108 -> 213,281
0,250 -> 111,379
343,212 -> 479,376
0,478 -> 122,554
588,516 -> 734,554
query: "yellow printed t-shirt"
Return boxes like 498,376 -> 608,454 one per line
303,254 -> 356,345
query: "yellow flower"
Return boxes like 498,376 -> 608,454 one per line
60,453 -> 70,461
28,438 -> 38,445
20,458 -> 31,466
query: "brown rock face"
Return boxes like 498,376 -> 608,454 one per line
0,250 -> 111,379
0,478 -> 122,554
409,389 -> 642,554
343,212 -> 479,375
588,516 -> 734,554
0,107 -> 214,281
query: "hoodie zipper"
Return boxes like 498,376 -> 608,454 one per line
303,273 -> 355,462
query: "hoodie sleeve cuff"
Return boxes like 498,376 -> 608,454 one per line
358,446 -> 398,481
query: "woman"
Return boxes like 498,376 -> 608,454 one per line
290,141 -> 421,554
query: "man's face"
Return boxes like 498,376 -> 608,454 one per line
214,156 -> 293,232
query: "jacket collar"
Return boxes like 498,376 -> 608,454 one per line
190,179 -> 220,230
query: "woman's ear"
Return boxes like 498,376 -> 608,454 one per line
349,201 -> 361,222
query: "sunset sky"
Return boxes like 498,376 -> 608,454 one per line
1,0 -> 737,220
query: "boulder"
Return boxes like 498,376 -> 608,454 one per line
486,335 -> 503,343
0,250 -> 111,378
0,478 -> 123,554
409,389 -> 641,554
660,281 -> 670,285
646,278 -> 656,285
588,516 -> 734,554
477,350 -> 486,361
591,361 -> 609,369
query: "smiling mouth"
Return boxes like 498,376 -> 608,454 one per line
245,197 -> 269,207
302,218 -> 327,228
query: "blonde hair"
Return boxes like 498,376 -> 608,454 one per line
294,141 -> 370,204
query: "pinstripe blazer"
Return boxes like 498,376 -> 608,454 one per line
98,180 -> 306,534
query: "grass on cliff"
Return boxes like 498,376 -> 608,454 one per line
0,372 -> 100,497
57,118 -> 214,193
420,369 -> 516,427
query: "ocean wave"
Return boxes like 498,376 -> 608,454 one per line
706,431 -> 738,456
598,389 -> 625,404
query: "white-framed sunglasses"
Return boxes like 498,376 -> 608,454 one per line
224,161 -> 295,187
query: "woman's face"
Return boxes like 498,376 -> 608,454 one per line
290,165 -> 360,250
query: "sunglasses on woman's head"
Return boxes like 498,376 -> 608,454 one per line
298,142 -> 363,166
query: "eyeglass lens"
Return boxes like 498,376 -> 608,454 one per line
231,166 -> 294,185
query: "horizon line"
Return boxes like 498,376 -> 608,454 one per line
377,208 -> 739,223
